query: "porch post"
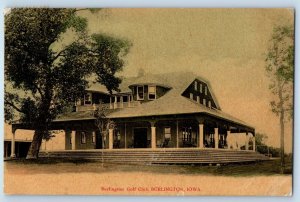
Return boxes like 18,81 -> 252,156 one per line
128,95 -> 131,107
214,127 -> 219,149
114,96 -> 117,109
10,129 -> 16,158
120,96 -> 124,108
176,120 -> 179,148
109,128 -> 114,150
109,97 -> 113,109
150,122 -> 156,149
226,130 -> 231,149
198,123 -> 204,148
245,132 -> 249,150
252,133 -> 256,152
64,130 -> 70,150
71,131 -> 76,150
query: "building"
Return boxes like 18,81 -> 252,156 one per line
10,72 -> 267,163
4,123 -> 33,158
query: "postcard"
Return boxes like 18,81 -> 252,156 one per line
4,8 -> 294,196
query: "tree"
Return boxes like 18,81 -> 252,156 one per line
5,8 -> 131,159
265,25 -> 294,172
255,133 -> 268,146
94,104 -> 115,150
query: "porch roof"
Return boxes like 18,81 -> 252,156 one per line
106,90 -> 254,129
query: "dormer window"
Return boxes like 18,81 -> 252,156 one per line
205,86 -> 207,95
200,83 -> 203,93
208,100 -> 211,108
194,81 -> 197,91
137,86 -> 144,100
148,85 -> 156,100
190,93 -> 193,99
84,93 -> 92,105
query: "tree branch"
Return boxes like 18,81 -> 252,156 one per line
52,49 -> 66,63
4,100 -> 25,114
33,83 -> 44,99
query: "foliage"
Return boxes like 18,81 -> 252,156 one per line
94,104 -> 115,149
255,133 -> 268,146
265,25 -> 294,119
4,8 -> 131,158
265,24 -> 294,171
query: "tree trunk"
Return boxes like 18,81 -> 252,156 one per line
280,109 -> 285,173
278,83 -> 285,174
26,130 -> 44,159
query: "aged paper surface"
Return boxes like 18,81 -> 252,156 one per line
4,8 -> 293,196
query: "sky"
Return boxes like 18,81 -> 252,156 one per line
77,8 -> 294,152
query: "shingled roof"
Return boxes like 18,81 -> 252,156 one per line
106,85 -> 252,128
55,72 -> 253,129
86,72 -> 220,106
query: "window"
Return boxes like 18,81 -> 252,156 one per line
81,132 -> 86,144
200,83 -> 203,93
148,86 -> 156,100
190,93 -> 193,99
92,132 -> 96,143
164,127 -> 171,140
208,100 -> 211,108
194,81 -> 198,91
203,98 -> 206,106
205,86 -> 207,95
182,127 -> 192,142
84,93 -> 92,105
137,86 -> 144,100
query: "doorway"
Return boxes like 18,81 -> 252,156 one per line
95,131 -> 103,149
133,128 -> 148,148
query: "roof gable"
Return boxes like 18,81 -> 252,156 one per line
181,78 -> 221,110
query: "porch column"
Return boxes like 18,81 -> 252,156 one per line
198,124 -> 204,148
120,96 -> 124,108
176,120 -> 179,148
114,96 -> 117,109
245,132 -> 249,150
71,131 -> 76,150
150,122 -> 156,149
64,130 -> 70,150
226,130 -> 231,149
109,97 -> 113,109
10,129 -> 16,158
128,95 -> 131,107
214,127 -> 219,149
109,128 -> 114,150
252,133 -> 256,152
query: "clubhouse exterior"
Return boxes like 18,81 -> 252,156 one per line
10,72 -> 265,163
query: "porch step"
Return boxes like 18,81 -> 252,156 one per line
39,149 -> 269,165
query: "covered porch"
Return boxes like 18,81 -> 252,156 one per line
105,114 -> 255,151
10,113 -> 255,159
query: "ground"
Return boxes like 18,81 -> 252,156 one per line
4,159 -> 292,196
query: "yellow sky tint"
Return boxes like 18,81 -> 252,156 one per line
79,8 -> 294,152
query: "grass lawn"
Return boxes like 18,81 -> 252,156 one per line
4,157 -> 293,195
